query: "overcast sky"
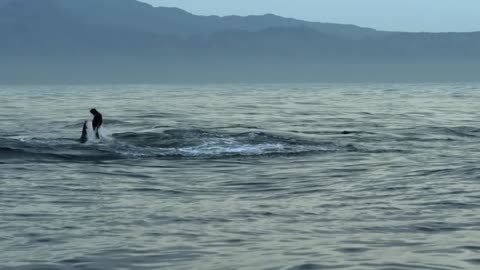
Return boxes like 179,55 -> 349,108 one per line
141,0 -> 480,32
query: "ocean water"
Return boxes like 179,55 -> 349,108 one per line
1,83 -> 480,270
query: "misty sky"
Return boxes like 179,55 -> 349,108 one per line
142,0 -> 480,32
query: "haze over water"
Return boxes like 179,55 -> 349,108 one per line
1,83 -> 480,270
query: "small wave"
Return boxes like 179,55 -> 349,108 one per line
112,129 -> 340,158
64,119 -> 131,128
1,129 -> 345,162
18,137 -> 75,145
0,138 -> 122,162
0,146 -> 31,159
2,127 -> 424,162
398,126 -> 480,139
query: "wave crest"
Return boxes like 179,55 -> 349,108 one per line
1,129 -> 339,161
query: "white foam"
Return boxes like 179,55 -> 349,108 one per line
84,121 -> 113,143
85,121 -> 96,142
177,140 -> 287,156
98,126 -> 113,142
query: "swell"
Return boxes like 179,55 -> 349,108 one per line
0,129 -> 342,162
2,124 -> 477,162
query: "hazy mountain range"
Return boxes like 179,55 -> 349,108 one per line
1,0 -> 479,83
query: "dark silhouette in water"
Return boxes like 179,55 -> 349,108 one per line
80,121 -> 88,144
90,108 -> 103,139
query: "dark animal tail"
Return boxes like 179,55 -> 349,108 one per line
80,121 -> 88,144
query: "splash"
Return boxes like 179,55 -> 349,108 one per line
4,128 -> 362,162
85,121 -> 96,143
83,121 -> 113,144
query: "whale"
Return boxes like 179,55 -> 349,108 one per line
80,120 -> 97,143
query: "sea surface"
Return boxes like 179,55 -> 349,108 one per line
1,83 -> 480,270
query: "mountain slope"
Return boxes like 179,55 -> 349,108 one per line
0,0 -> 479,83
46,0 -> 381,39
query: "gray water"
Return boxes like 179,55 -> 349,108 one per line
1,83 -> 480,270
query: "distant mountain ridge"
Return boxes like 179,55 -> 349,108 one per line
0,0 -> 382,39
1,0 -> 479,83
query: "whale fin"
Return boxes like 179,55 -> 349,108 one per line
80,121 -> 88,143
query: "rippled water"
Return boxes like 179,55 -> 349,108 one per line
1,83 -> 480,270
